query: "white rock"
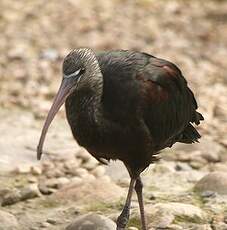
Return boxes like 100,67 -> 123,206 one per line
30,166 -> 42,175
71,176 -> 83,186
92,166 -> 106,177
83,158 -> 98,170
76,149 -> 92,162
64,160 -> 81,170
57,177 -> 71,188
74,168 -> 89,178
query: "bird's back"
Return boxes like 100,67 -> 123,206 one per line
96,50 -> 203,151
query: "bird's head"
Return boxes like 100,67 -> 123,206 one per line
37,48 -> 102,160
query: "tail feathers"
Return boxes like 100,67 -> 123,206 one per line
178,124 -> 201,144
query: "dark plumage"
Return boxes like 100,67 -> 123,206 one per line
37,48 -> 203,230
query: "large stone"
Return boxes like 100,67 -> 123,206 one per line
195,172 -> 227,195
1,190 -> 21,206
55,176 -> 124,204
66,213 -> 116,230
0,210 -> 19,230
2,185 -> 40,206
20,184 -> 40,200
147,202 -> 207,228
92,165 -> 106,177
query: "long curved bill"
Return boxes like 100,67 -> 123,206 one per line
37,78 -> 72,160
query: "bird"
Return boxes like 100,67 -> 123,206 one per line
37,48 -> 204,230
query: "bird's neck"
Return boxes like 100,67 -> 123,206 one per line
65,81 -> 103,125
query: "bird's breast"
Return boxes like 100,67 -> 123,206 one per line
65,99 -> 97,146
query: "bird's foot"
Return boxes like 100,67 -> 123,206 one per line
116,206 -> 130,229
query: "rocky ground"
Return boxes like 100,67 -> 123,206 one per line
0,0 -> 227,229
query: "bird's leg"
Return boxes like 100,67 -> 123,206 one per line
116,178 -> 136,230
135,176 -> 147,230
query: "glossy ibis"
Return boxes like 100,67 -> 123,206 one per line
37,48 -> 203,230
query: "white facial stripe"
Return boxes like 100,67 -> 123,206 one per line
64,69 -> 81,78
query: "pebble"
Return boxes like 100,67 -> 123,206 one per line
83,158 -> 98,170
45,177 -> 70,189
13,165 -> 30,174
189,160 -> 205,169
201,151 -> 220,163
64,160 -> 81,171
175,162 -> 192,171
74,168 -> 89,178
201,190 -> 216,198
38,183 -> 56,195
56,177 -> 71,188
27,176 -> 38,183
7,46 -> 25,60
39,222 -> 51,228
65,213 -> 116,230
67,166 -> 83,176
81,174 -> 96,181
41,161 -> 55,171
76,149 -> 92,162
70,176 -> 83,186
46,218 -> 57,225
92,165 -> 106,177
168,224 -> 183,230
45,168 -> 64,178
30,166 -> 42,175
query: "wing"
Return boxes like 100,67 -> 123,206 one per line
137,55 -> 203,149
98,50 -> 149,123
97,50 -> 203,150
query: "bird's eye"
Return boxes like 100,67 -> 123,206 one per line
79,67 -> 85,75
64,68 -> 85,78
